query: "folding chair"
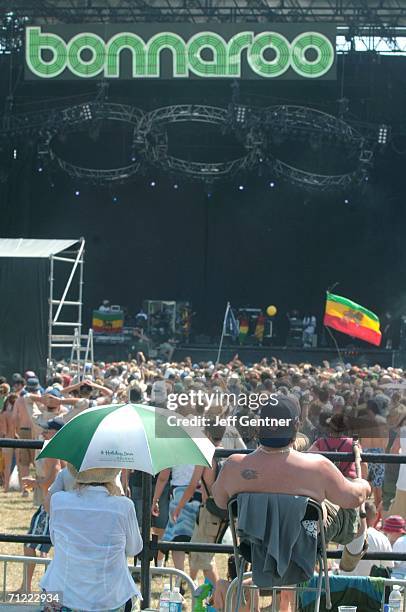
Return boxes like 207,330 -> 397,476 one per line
225,493 -> 331,612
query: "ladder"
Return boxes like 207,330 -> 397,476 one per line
70,328 -> 94,381
47,238 -> 85,376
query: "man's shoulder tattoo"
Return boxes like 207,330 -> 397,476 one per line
241,469 -> 258,480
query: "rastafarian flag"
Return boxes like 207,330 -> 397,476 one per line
323,292 -> 382,347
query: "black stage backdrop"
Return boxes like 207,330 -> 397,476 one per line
0,258 -> 48,381
1,52 -> 406,353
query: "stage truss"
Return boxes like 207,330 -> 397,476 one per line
5,1 -> 406,29
2,2 -> 406,55
138,104 -> 262,180
0,95 -> 375,191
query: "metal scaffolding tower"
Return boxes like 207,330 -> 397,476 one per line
48,237 -> 85,375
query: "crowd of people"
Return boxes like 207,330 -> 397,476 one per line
0,354 -> 406,610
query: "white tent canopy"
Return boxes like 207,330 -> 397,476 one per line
0,238 -> 79,258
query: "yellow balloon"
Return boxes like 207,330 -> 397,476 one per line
266,305 -> 277,317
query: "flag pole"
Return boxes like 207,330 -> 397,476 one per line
216,302 -> 230,365
324,287 -> 345,366
325,325 -> 345,367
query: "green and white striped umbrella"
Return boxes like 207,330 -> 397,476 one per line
38,403 -> 214,474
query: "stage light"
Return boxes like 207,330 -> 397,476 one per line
150,180 -> 156,187
38,166 -> 43,173
269,181 -> 275,188
344,198 -> 350,204
81,104 -> 93,121
378,124 -> 389,145
238,185 -> 244,191
173,183 -> 179,190
75,190 -> 80,197
112,196 -> 118,203
131,156 -> 137,162
12,148 -> 17,160
235,105 -> 247,124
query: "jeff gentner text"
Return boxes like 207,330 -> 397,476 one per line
166,415 -> 292,428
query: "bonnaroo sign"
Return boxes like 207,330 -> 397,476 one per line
25,25 -> 336,80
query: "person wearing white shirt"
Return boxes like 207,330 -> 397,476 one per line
339,501 -> 394,577
98,300 -> 111,313
392,534 -> 406,579
44,465 -> 124,513
389,423 -> 406,517
383,515 -> 406,580
41,467 -> 142,612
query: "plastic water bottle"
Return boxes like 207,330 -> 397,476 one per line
169,586 -> 183,612
388,585 -> 402,611
159,583 -> 171,612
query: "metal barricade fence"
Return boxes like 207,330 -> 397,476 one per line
0,555 -> 196,608
224,574 -> 406,612
1,439 -> 406,608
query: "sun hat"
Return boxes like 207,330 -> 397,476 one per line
67,464 -> 121,495
382,515 -> 406,534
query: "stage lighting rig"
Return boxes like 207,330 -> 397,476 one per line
139,104 -> 263,180
263,105 -> 368,191
235,105 -> 247,124
378,124 -> 390,145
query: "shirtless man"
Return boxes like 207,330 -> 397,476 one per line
0,391 -> 17,492
352,398 -> 389,509
213,395 -> 371,572
13,383 -> 43,495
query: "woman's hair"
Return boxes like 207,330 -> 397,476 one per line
75,481 -> 121,496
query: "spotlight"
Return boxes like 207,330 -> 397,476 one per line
74,190 -> 80,197
235,105 -> 247,124
344,198 -> 350,204
12,148 -> 17,160
112,196 -> 118,203
150,180 -> 156,187
377,124 -> 390,145
131,156 -> 137,162
238,185 -> 244,191
269,181 -> 275,188
173,184 -> 179,190
81,104 -> 93,121
38,166 -> 43,173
